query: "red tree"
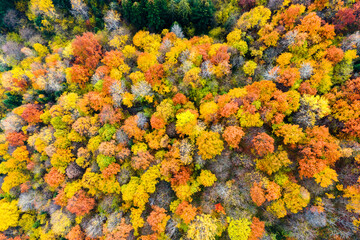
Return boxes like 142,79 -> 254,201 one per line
66,190 -> 96,216
21,104 -> 43,124
6,131 -> 27,147
252,133 -> 275,157
72,32 -> 102,69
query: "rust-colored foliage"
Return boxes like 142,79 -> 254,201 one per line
173,93 -> 188,105
277,68 -> 300,87
68,64 -> 91,88
104,218 -> 133,240
131,151 -> 154,170
298,126 -> 341,178
72,32 -> 102,69
298,82 -> 317,95
66,190 -> 96,216
102,163 -> 121,179
21,104 -> 42,124
265,181 -> 281,201
66,225 -> 85,240
6,131 -> 27,147
171,166 -> 192,186
334,3 -> 360,31
145,64 -> 164,86
175,201 -> 198,224
252,133 -> 275,157
122,115 -> 146,141
220,101 -> 239,118
99,105 -> 123,125
83,91 -> 105,112
279,5 -> 306,30
44,167 -> 65,188
250,182 -> 266,207
146,206 -> 170,234
54,188 -> 68,207
150,114 -> 166,130
210,46 -> 230,65
248,217 -> 265,240
223,126 -> 245,148
101,50 -> 125,68
326,46 -> 344,64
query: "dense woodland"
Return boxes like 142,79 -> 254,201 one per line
0,0 -> 359,239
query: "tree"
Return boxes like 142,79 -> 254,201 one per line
187,214 -> 221,240
151,114 -> 166,130
236,6 -> 271,31
3,92 -> 23,110
131,151 -> 155,170
66,190 -> 96,216
252,133 -> 274,157
104,10 -> 121,31
72,32 -> 102,70
250,182 -> 266,207
277,67 -> 300,87
313,166 -> 338,188
190,0 -> 215,34
103,218 -> 133,240
256,150 -> 291,175
21,104 -> 43,124
0,199 -> 19,231
223,126 -> 244,148
6,131 -> 27,147
178,0 -> 191,25
220,101 -> 239,118
171,22 -> 185,38
197,169 -> 217,187
196,131 -> 224,160
29,0 -> 56,19
228,218 -> 251,240
175,201 -> 198,224
50,210 -> 73,236
67,64 -> 91,88
326,46 -> 344,64
130,1 -> 146,30
274,124 -> 305,145
248,217 -> 265,240
66,225 -> 86,240
147,206 -> 170,234
298,126 -> 341,178
146,0 -> 168,32
334,3 -> 360,33
282,182 -> 310,214
176,110 -> 198,136
243,60 -> 257,76
70,0 -> 89,19
45,167 -> 65,188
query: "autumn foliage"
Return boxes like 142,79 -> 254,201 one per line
0,1 -> 359,239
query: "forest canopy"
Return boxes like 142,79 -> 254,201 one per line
0,0 -> 359,239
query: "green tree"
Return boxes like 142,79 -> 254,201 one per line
190,0 -> 215,34
147,0 -> 169,32
177,0 -> 191,25
3,92 -> 23,110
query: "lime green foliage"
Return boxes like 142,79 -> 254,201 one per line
228,218 -> 251,240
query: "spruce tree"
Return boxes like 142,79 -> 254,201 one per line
177,0 -> 191,26
190,0 -> 215,34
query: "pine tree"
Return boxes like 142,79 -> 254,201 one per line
190,0 -> 215,34
147,0 -> 169,32
177,0 -> 191,26
121,0 -> 133,21
168,0 -> 178,23
131,1 -> 147,29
